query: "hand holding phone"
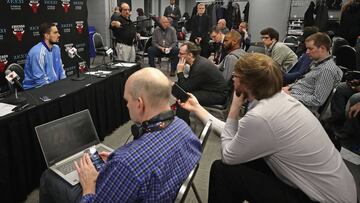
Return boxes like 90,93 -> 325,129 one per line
88,147 -> 105,171
172,83 -> 189,102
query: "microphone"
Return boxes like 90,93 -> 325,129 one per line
4,69 -> 27,105
65,47 -> 86,81
5,70 -> 23,90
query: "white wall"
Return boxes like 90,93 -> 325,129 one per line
248,0 -> 291,42
87,0 -> 111,47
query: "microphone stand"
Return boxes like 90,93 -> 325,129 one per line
72,53 -> 86,81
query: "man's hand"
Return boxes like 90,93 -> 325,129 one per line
195,37 -> 202,45
349,102 -> 360,119
74,153 -> 99,195
99,151 -> 111,162
282,86 -> 291,95
177,57 -> 186,73
228,91 -> 246,119
178,93 -> 201,113
111,21 -> 121,28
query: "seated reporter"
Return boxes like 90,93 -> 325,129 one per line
179,53 -> 356,203
176,41 -> 228,124
148,16 -> 179,76
23,22 -> 66,90
39,68 -> 201,203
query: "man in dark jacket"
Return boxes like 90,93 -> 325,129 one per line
176,41 -> 228,123
164,0 -> 181,29
190,3 -> 211,58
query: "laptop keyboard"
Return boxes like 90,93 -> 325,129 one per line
56,145 -> 111,175
56,157 -> 82,175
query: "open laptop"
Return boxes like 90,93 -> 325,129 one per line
35,109 -> 113,185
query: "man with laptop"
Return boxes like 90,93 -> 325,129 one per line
39,68 -> 201,202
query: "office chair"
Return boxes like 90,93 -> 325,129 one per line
92,32 -> 107,64
334,45 -> 357,71
136,36 -> 152,64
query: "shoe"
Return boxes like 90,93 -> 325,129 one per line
170,71 -> 176,77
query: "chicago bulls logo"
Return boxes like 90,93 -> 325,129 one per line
29,0 -> 40,13
75,21 -> 84,34
0,55 -> 8,73
78,61 -> 86,73
61,0 -> 70,13
12,25 -> 25,42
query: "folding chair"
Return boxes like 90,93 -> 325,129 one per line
92,32 -> 107,64
316,88 -> 337,120
136,36 -> 152,64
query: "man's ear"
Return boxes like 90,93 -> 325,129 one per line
137,97 -> 145,113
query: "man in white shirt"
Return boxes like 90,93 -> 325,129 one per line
179,53 -> 356,203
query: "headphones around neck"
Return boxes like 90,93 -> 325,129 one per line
131,110 -> 175,140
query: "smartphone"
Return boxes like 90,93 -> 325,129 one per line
171,83 -> 189,102
88,147 -> 105,171
39,96 -> 51,102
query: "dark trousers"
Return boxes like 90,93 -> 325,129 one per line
176,90 -> 226,124
148,46 -> 179,72
209,159 -> 318,203
39,170 -> 82,203
331,82 -> 356,124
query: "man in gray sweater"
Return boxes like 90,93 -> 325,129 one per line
217,30 -> 246,81
148,16 -> 179,76
261,27 -> 298,73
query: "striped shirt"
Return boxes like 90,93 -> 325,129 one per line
80,117 -> 201,203
290,57 -> 342,111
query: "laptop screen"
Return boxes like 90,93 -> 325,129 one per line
35,109 -> 100,166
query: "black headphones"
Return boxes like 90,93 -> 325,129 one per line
131,110 -> 175,140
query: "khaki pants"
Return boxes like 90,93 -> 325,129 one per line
116,43 -> 135,62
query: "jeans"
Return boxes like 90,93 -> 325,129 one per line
147,46 -> 179,72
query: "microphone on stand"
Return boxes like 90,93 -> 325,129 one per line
5,70 -> 27,104
65,47 -> 86,81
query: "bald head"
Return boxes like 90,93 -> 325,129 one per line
125,68 -> 171,108
159,16 -> 171,29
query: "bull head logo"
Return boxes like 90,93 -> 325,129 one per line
29,1 -> 40,13
76,23 -> 84,34
0,60 -> 7,73
62,2 -> 70,13
13,30 -> 25,41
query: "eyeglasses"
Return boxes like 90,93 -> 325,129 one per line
231,72 -> 241,79
179,52 -> 187,55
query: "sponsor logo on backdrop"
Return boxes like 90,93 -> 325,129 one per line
44,0 -> 57,10
13,53 -> 27,65
75,21 -> 84,34
61,0 -> 70,13
61,23 -> 73,33
64,43 -> 74,52
0,55 -> 9,73
75,43 -> 86,52
12,25 -> 25,42
29,25 -> 39,37
29,0 -> 40,13
0,28 -> 6,41
78,61 -> 86,73
73,1 -> 83,10
6,0 -> 25,11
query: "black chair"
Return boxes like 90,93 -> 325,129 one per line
334,45 -> 357,71
136,36 -> 152,64
332,37 -> 349,57
92,32 -> 107,64
355,40 -> 360,70
283,35 -> 299,45
174,121 -> 212,203
174,164 -> 200,203
316,88 -> 337,120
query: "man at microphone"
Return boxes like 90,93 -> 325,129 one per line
23,22 -> 66,90
110,3 -> 137,62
